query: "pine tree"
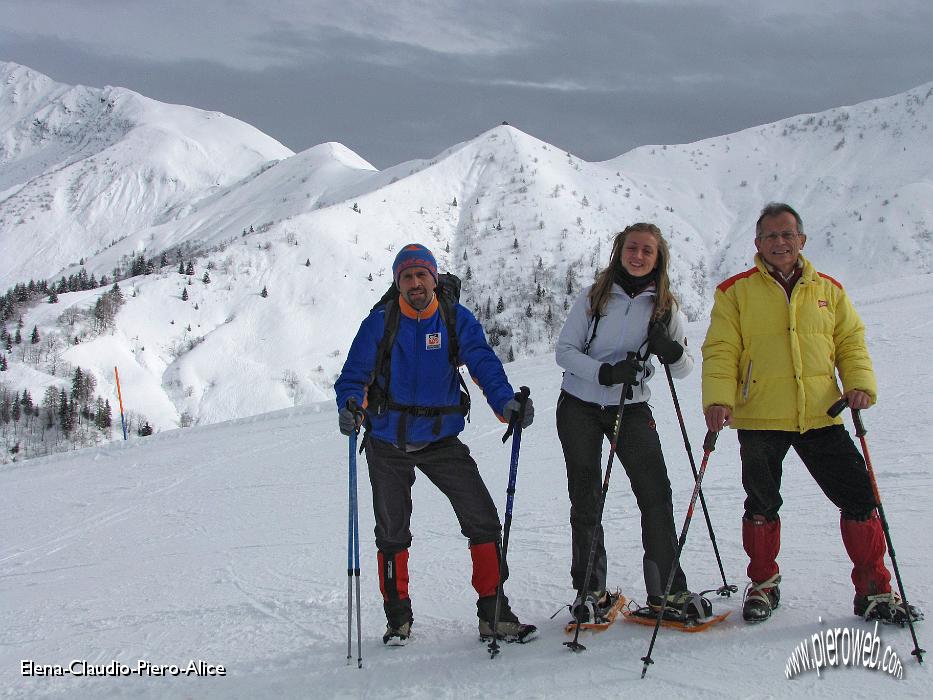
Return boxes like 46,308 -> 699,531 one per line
14,328 -> 21,344
71,367 -> 83,400
202,272 -> 211,284
260,286 -> 268,298
185,261 -> 195,276
11,396 -> 20,422
178,261 -> 185,275
496,296 -> 505,314
59,390 -> 72,433
0,355 -> 7,371
508,346 -> 515,362
452,197 -> 458,207
305,259 -> 311,267
181,288 -> 189,301
48,290 -> 59,303
513,237 -> 519,250
30,325 -> 39,344
110,282 -> 124,307
524,303 -> 532,318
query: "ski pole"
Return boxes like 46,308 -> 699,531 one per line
828,398 -> 925,664
565,353 -> 637,653
489,386 -> 531,659
663,364 -> 736,597
641,430 -> 718,678
347,399 -> 363,669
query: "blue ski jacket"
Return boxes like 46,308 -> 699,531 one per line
335,294 -> 515,447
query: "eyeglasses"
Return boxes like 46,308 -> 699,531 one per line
757,231 -> 799,243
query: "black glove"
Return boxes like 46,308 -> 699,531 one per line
598,357 -> 642,387
647,322 -> 684,364
339,400 -> 364,436
502,395 -> 534,429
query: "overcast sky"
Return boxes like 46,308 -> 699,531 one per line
2,1 -> 932,168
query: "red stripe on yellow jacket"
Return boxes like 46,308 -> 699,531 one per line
717,267 -> 759,293
817,272 -> 843,290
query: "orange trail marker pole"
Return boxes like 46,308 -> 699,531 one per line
114,366 -> 127,440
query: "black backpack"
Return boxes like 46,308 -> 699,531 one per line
366,273 -> 471,447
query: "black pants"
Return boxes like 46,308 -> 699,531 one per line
738,426 -> 877,521
556,391 -> 687,597
364,436 -> 502,553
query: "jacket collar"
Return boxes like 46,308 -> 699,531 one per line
754,253 -> 816,281
398,293 -> 439,319
610,281 -> 656,298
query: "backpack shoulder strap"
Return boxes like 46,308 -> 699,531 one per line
371,300 -> 400,388
437,292 -> 460,366
582,311 -> 601,356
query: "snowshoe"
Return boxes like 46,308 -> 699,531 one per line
624,590 -> 729,632
855,592 -> 923,625
646,590 -> 713,622
571,590 -> 616,624
563,591 -> 627,633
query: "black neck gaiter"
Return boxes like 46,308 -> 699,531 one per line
614,265 -> 658,298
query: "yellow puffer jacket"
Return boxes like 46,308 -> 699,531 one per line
701,254 -> 876,432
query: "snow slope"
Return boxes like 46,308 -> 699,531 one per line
2,275 -> 930,699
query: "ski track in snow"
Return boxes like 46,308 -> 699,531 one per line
1,288 -> 932,698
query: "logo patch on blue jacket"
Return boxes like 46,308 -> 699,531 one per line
426,332 -> 442,350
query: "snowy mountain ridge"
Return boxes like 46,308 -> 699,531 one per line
1,62 -> 932,452
0,61 -> 294,283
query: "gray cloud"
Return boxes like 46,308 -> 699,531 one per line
1,1 -> 932,168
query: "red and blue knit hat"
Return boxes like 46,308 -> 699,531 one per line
392,243 -> 438,285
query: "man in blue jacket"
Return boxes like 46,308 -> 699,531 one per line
335,243 -> 536,645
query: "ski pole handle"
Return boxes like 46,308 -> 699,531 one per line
827,397 -> 866,437
702,430 -> 718,453
346,397 -> 363,434
501,386 -> 530,443
517,385 -> 531,408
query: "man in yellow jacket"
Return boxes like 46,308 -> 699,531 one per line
702,202 -> 920,625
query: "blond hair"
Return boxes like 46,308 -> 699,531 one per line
587,223 -> 677,321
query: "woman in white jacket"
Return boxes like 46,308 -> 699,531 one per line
556,222 -> 710,623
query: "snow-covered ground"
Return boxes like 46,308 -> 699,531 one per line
2,275 -> 930,699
